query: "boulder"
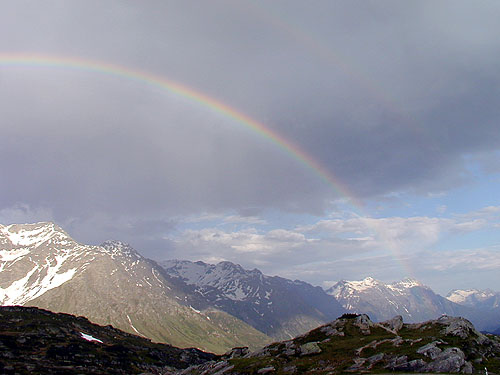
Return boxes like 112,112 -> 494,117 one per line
424,347 -> 466,373
353,314 -> 373,334
380,315 -> 404,333
299,342 -> 322,356
417,341 -> 443,360
223,347 -> 249,359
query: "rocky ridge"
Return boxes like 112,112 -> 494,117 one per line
179,314 -> 500,374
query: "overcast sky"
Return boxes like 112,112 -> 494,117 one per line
1,0 -> 499,295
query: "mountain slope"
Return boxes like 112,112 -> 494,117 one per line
161,259 -> 346,340
0,305 -> 216,374
0,223 -> 271,353
327,277 -> 499,331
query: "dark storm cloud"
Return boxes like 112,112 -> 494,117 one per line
1,0 -> 500,244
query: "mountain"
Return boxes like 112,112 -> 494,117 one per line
0,305 -> 215,374
161,259 -> 346,340
447,288 -> 500,311
183,313 -> 500,374
326,277 -> 499,332
0,222 -> 271,353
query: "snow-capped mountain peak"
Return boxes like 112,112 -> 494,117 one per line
0,222 -> 69,248
100,240 -> 140,259
388,278 -> 426,292
446,288 -> 499,310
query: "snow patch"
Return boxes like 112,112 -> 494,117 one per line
126,314 -> 145,337
80,332 -> 103,343
189,305 -> 201,314
2,224 -> 56,247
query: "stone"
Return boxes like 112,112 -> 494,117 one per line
257,366 -> 275,374
425,347 -> 466,373
353,314 -> 373,335
320,325 -> 345,336
380,315 -> 404,332
417,341 -> 443,360
299,342 -> 322,356
223,347 -> 249,359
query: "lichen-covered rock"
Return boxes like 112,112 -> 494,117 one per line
424,347 -> 466,373
353,314 -> 373,334
417,341 -> 443,360
437,316 -> 482,341
379,315 -> 404,333
320,325 -> 345,337
299,342 -> 322,356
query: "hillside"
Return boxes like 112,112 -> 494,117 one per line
184,314 -> 500,374
0,305 -> 215,374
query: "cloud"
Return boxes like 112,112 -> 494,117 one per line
0,204 -> 54,225
1,0 -> 500,296
2,1 -> 500,223
420,247 -> 500,272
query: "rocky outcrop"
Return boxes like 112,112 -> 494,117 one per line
178,314 -> 500,374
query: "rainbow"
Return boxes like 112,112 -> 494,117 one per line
0,53 -> 362,209
0,53 -> 417,278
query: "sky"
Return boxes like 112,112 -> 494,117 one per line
1,0 -> 499,295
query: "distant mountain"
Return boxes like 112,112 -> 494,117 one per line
0,222 -> 271,353
326,277 -> 499,331
0,305 -> 215,374
161,259 -> 346,340
447,288 -> 500,311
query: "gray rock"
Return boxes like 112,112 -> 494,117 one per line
380,315 -> 404,332
391,336 -> 404,346
385,355 -> 410,370
223,347 -> 249,359
417,341 -> 443,360
299,342 -> 322,356
462,361 -> 473,374
257,366 -> 275,374
353,314 -> 373,334
425,347 -> 466,373
437,316 -> 483,341
320,325 -> 345,336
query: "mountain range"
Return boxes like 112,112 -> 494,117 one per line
327,277 -> 500,332
1,221 -> 499,353
0,223 -> 270,353
161,259 -> 346,340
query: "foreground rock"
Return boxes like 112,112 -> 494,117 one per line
179,313 -> 500,374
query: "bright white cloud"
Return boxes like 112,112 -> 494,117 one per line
168,206 -> 500,287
